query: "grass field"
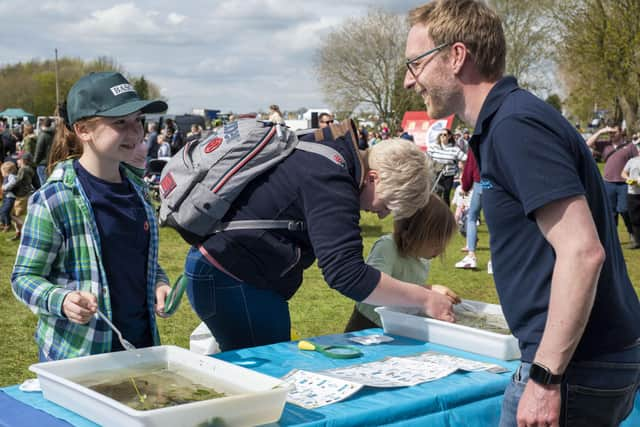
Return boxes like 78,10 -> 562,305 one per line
1,210 -> 638,387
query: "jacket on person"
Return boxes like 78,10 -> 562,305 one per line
22,134 -> 37,157
34,126 -> 55,167
8,164 -> 36,197
201,125 -> 380,302
11,159 -> 168,360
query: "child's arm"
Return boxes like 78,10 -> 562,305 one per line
11,192 -> 70,317
2,174 -> 17,192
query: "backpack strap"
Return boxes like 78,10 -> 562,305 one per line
217,140 -> 345,234
212,219 -> 306,233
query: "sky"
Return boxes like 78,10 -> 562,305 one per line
1,0 -> 420,115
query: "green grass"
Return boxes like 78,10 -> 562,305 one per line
1,210 -> 638,387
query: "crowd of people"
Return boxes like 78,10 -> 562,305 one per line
2,1 -> 640,426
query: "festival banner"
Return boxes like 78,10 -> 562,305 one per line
401,111 -> 455,151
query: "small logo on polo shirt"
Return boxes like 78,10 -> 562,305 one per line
110,83 -> 135,96
480,178 -> 494,190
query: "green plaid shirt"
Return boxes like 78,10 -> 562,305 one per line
11,160 -> 169,360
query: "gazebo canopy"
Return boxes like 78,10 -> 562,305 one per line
0,108 -> 36,124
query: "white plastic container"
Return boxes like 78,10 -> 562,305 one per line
30,345 -> 288,427
375,300 -> 521,360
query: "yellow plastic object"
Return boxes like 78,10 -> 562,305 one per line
626,179 -> 636,185
298,340 -> 317,351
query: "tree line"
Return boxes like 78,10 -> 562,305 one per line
0,56 -> 162,118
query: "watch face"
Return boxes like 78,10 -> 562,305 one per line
529,363 -> 551,385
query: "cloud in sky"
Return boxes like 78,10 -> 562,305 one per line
1,0 -> 418,114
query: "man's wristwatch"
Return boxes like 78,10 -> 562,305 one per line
529,362 -> 563,385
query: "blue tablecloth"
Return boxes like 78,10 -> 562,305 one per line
1,329 -> 639,427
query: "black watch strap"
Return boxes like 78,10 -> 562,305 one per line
529,362 -> 563,385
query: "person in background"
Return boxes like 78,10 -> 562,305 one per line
11,71 -> 171,361
156,133 -> 172,159
268,104 -> 285,124
7,152 -> 36,241
21,123 -> 37,158
427,128 -> 466,206
0,161 -> 18,232
318,112 -> 334,128
345,193 -> 459,331
455,149 -> 482,269
586,125 -> 638,247
404,1 -> 640,426
621,152 -> 640,249
145,122 -> 160,160
34,118 -> 55,185
186,123 -> 202,143
457,128 -> 471,153
358,125 -> 369,150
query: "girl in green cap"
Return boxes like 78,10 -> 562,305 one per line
11,72 -> 171,360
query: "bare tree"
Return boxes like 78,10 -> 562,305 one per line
488,0 -> 556,93
315,8 -> 409,127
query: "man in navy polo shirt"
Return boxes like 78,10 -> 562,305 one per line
404,1 -> 640,426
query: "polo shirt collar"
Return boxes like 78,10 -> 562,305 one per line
471,76 -> 519,139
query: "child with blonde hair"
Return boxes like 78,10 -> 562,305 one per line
345,193 -> 460,331
0,161 -> 18,232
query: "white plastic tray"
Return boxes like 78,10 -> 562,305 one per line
375,299 -> 521,360
30,345 -> 288,427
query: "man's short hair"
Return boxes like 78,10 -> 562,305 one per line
318,112 -> 331,121
408,0 -> 505,80
368,138 -> 432,220
44,118 -> 53,127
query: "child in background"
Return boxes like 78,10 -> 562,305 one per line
451,182 -> 471,239
622,153 -> 640,249
11,72 -> 171,361
0,161 -> 18,232
345,194 -> 460,331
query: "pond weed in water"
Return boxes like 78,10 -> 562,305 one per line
78,366 -> 227,411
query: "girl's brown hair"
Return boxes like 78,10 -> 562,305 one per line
393,193 -> 456,259
47,105 -> 100,175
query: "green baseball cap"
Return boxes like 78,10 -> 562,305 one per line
66,71 -> 167,125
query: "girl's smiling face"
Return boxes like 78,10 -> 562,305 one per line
77,112 -> 145,164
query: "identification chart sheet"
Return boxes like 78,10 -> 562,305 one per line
282,350 -> 508,409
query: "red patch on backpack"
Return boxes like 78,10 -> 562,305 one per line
160,172 -> 177,197
204,137 -> 223,153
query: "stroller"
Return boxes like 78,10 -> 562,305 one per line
144,158 -> 168,202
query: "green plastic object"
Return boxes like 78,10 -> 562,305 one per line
164,274 -> 187,316
298,340 -> 363,359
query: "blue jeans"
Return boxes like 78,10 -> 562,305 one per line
500,340 -> 640,427
184,246 -> 291,351
604,181 -> 628,214
36,165 -> 48,187
0,196 -> 15,225
466,182 -> 482,252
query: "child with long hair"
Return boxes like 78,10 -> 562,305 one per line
345,193 -> 460,331
11,72 -> 170,360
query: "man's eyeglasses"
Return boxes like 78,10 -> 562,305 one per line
406,42 -> 451,79
320,120 -> 334,124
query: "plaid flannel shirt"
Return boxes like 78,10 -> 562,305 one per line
11,160 -> 169,360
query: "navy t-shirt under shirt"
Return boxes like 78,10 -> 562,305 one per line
74,160 -> 152,351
